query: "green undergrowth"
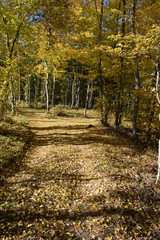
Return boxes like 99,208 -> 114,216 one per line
0,116 -> 33,170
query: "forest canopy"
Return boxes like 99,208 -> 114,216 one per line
1,1 -> 160,238
0,0 -> 160,143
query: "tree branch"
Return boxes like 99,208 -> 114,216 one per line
9,1 -> 40,59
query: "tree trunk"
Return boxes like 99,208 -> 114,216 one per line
35,78 -> 38,109
52,74 -> 56,107
45,60 -> 49,113
132,59 -> 140,135
71,75 -> 76,109
104,99 -> 111,125
0,100 -> 5,122
101,79 -> 111,125
155,56 -> 160,184
14,91 -> 16,107
94,0 -> 104,122
99,59 -> 104,123
84,82 -> 90,118
145,64 -> 158,143
76,79 -> 80,110
99,0 -> 104,123
88,82 -> 93,109
114,0 -> 126,128
18,78 -> 21,104
103,79 -> 112,126
42,80 -> 46,106
28,78 -> 31,107
146,76 -> 156,143
10,77 -> 15,115
18,50 -> 21,104
131,0 -> 140,136
18,65 -> 21,104
0,79 -> 9,120
65,78 -> 71,106
156,138 -> 160,184
25,84 -> 28,104
114,61 -> 123,128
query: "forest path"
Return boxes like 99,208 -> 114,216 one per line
0,108 -> 159,239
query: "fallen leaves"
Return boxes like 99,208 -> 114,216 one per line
0,108 -> 160,239
0,116 -> 33,170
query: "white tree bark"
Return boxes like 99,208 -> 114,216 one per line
28,78 -> 31,107
18,75 -> 21,104
52,74 -> 56,107
18,50 -> 21,104
156,134 -> 160,184
42,80 -> 46,105
156,70 -> 160,104
45,60 -> 49,112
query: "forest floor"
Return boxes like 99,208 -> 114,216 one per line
0,107 -> 160,239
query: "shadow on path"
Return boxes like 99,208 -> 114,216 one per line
0,108 -> 159,239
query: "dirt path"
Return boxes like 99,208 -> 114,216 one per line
0,108 -> 160,239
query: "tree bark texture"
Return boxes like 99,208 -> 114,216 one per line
52,74 -> 56,107
84,82 -> 90,118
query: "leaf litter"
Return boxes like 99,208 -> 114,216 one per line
0,108 -> 160,239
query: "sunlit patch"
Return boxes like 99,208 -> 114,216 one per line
0,108 -> 159,239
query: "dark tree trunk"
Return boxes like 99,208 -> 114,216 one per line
76,79 -> 80,110
71,75 -> 76,109
130,0 -> 141,136
84,82 -> 90,118
88,82 -> 94,109
114,0 -> 126,128
132,59 -> 140,135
